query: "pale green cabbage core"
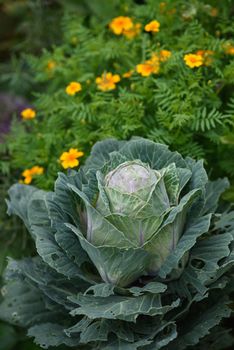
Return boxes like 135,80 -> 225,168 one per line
105,161 -> 157,194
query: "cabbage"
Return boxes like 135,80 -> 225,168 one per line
1,139 -> 233,349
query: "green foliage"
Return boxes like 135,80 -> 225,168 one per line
1,0 -> 234,197
0,138 -> 233,349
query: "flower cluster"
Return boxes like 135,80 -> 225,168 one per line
109,16 -> 141,39
21,166 -> 44,184
59,148 -> 84,169
109,17 -> 160,38
136,50 -> 171,77
184,50 -> 215,68
136,58 -> 160,77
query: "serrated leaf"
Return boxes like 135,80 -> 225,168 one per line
70,293 -> 180,322
168,298 -> 232,350
28,323 -> 80,349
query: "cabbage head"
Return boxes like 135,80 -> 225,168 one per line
0,139 -> 233,349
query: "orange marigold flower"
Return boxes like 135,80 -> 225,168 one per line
21,108 -> 36,120
123,23 -> 141,39
225,44 -> 234,55
136,57 -> 160,77
66,82 -> 82,96
196,50 -> 214,65
228,47 -> 234,55
96,72 -> 120,91
22,166 -> 44,184
159,50 -> 172,61
122,70 -> 134,78
109,16 -> 133,35
60,148 -> 84,169
30,166 -> 44,175
184,53 -> 203,68
145,20 -> 160,33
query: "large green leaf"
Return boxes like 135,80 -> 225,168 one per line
144,189 -> 201,272
27,190 -> 93,282
54,170 -> 95,221
0,280 -> 62,327
70,293 -> 180,322
6,257 -> 89,310
6,184 -> 39,237
159,214 -> 211,278
28,323 -> 80,349
67,223 -> 151,287
202,178 -> 229,215
79,319 -> 110,344
120,139 -> 187,170
185,158 -> 208,216
142,322 -> 177,350
67,183 -> 133,248
172,232 -> 233,297
176,167 -> 192,197
168,297 -> 232,350
127,282 -> 167,297
84,139 -> 125,173
106,214 -> 164,247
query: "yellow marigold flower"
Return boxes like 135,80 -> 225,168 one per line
159,50 -> 172,62
109,16 -> 133,35
21,108 -> 36,120
227,47 -> 234,55
47,60 -> 56,70
122,70 -> 134,78
123,23 -> 141,39
184,53 -> 203,68
22,169 -> 33,184
196,50 -> 214,66
144,20 -> 160,33
96,72 -> 120,91
136,58 -> 160,77
60,148 -> 84,169
66,82 -> 82,96
225,44 -> 234,55
22,166 -> 44,184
